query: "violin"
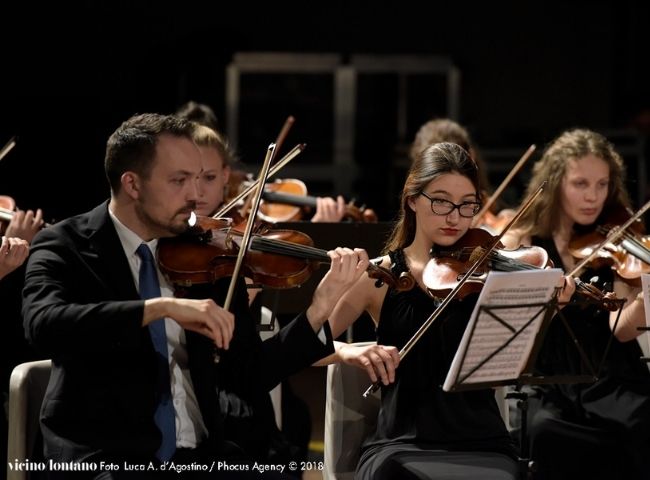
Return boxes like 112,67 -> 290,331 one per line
568,206 -> 650,285
157,215 -> 414,292
424,228 -> 621,311
475,208 -> 517,235
0,196 -> 14,234
0,195 -> 50,236
229,176 -> 377,224
260,178 -> 378,223
472,144 -> 536,234
0,195 -> 16,216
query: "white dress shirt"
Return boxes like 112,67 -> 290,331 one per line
109,209 -> 208,448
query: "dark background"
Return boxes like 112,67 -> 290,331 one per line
1,0 -> 649,224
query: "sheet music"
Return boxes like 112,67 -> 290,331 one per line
640,274 -> 650,358
443,269 -> 563,391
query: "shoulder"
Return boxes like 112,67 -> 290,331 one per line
31,203 -> 109,251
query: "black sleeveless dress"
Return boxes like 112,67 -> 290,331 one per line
356,250 -> 518,480
528,236 -> 650,480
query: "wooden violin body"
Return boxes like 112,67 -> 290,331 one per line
259,178 -> 308,223
423,228 -> 620,311
158,217 -> 318,289
259,178 -> 378,223
424,228 -> 550,299
158,215 -> 412,292
226,175 -> 378,224
569,207 -> 650,285
0,195 -> 17,228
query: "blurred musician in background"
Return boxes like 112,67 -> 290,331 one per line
501,128 -> 650,480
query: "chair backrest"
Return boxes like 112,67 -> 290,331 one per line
323,343 -> 380,480
322,344 -> 512,480
7,360 -> 52,480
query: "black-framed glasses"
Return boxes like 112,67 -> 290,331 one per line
420,191 -> 481,218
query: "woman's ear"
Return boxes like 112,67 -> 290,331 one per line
407,195 -> 417,212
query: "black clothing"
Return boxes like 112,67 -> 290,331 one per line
528,236 -> 650,480
356,249 -> 518,480
21,201 -> 332,476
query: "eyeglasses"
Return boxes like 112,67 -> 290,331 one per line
420,192 -> 481,218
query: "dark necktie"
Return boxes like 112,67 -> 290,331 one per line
136,243 -> 176,461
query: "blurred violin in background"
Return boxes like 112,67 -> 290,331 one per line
569,205 -> 650,285
225,173 -> 377,224
472,144 -> 536,235
475,208 -> 517,235
0,195 -> 50,241
0,195 -> 16,216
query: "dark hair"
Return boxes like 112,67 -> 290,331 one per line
104,113 -> 195,194
175,101 -> 219,131
409,118 -> 491,201
384,142 -> 480,253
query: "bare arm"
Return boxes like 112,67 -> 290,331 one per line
610,280 -> 646,342
305,247 -> 370,333
314,255 -> 400,385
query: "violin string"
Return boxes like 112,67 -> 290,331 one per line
488,252 -> 539,272
598,225 -> 650,265
449,247 -> 541,272
250,236 -> 390,278
250,236 -> 331,262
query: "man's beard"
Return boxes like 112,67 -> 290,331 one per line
135,200 -> 196,237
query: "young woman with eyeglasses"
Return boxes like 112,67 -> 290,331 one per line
318,142 -> 575,479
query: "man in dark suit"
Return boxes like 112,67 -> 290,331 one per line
21,113 -> 370,478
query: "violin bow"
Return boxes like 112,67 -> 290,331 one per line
221,115 -> 298,311
568,198 -> 650,277
222,143 -> 276,311
273,115 -> 295,156
212,143 -> 306,219
471,144 -> 536,228
363,181 -> 547,398
235,116 -> 296,220
0,136 -> 17,163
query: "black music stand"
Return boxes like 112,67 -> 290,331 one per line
639,327 -> 650,364
444,294 -> 626,479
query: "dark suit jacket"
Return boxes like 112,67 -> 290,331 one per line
22,201 -> 333,463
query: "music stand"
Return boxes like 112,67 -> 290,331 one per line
444,283 -> 626,479
638,326 -> 650,365
637,274 -> 650,365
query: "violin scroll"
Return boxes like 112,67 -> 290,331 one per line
573,277 -> 622,312
368,258 -> 415,292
